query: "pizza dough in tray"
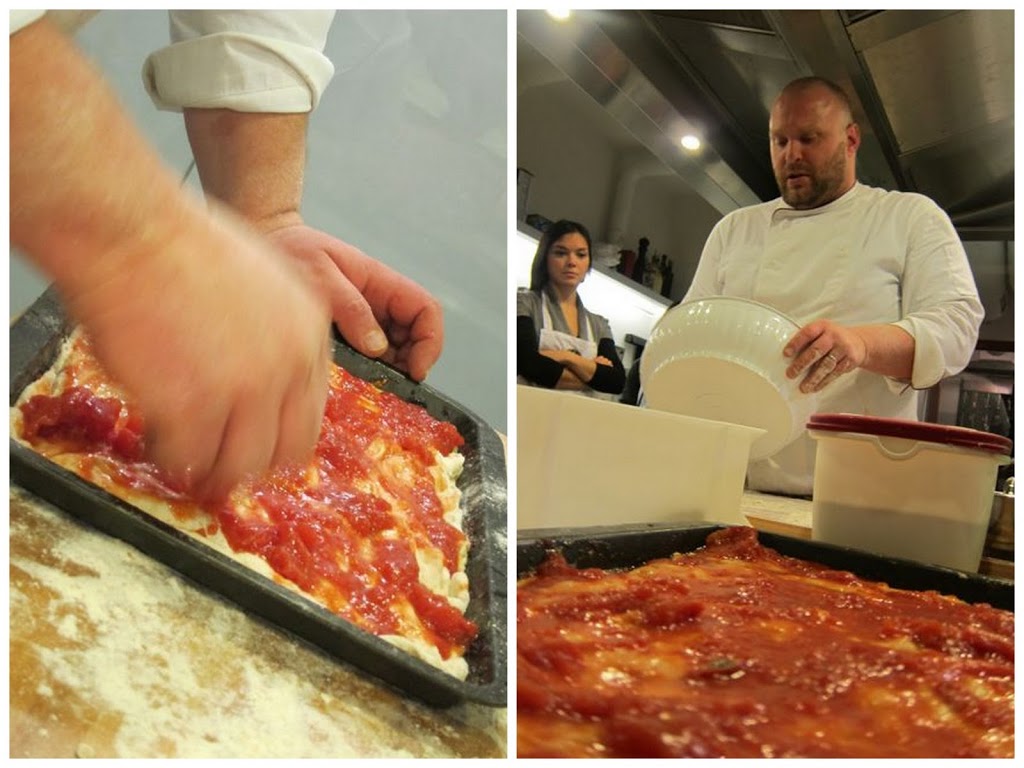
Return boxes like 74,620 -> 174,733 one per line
9,288 -> 507,708
516,528 -> 1011,761
516,525 -> 1013,758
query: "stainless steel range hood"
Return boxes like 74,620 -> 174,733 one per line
518,9 -> 1014,241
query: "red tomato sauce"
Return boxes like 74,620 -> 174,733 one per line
517,527 -> 1014,759
18,358 -> 475,658
20,386 -> 144,462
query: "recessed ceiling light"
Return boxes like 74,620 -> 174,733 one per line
547,9 -> 572,21
681,134 -> 701,151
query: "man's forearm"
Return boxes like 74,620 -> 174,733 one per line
11,18 -> 190,297
184,108 -> 308,232
855,324 -> 915,381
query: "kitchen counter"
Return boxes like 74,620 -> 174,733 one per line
740,490 -> 815,539
741,490 -> 1013,581
9,486 -> 507,759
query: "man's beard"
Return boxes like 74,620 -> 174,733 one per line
777,142 -> 848,209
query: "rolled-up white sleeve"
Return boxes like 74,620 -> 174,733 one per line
10,10 -> 46,34
891,197 -> 984,390
143,10 -> 336,113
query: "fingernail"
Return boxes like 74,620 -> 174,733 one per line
783,347 -> 793,357
364,330 -> 388,354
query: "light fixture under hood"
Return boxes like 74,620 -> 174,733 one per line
680,135 -> 701,151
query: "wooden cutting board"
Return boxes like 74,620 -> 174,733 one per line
9,486 -> 506,758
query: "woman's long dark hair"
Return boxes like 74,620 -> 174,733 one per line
529,219 -> 593,291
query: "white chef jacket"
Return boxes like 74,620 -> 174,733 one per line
684,182 -> 984,495
10,10 -> 336,113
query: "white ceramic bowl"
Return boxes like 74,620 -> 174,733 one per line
640,296 -> 820,460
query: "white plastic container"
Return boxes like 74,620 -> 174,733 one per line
517,386 -> 765,530
808,414 -> 1012,572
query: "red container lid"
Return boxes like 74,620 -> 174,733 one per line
807,413 -> 1013,456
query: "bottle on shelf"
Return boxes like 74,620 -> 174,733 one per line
633,237 -> 649,283
648,252 -> 663,294
661,255 -> 674,298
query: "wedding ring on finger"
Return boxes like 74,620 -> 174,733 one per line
823,352 -> 840,367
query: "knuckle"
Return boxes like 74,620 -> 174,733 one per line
337,291 -> 371,319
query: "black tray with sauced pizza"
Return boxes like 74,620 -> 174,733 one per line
517,523 -> 1013,610
10,286 -> 508,708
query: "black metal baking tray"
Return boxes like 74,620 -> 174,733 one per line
10,286 -> 507,708
518,523 -> 1013,610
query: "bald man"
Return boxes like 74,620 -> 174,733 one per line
681,77 -> 983,495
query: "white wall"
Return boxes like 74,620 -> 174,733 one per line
518,79 -> 723,305
517,82 -> 619,236
622,176 -> 722,303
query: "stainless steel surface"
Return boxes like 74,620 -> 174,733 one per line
518,9 -> 1014,240
518,10 -> 763,215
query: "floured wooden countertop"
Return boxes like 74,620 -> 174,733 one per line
10,486 -> 507,758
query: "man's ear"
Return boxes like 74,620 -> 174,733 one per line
846,121 -> 861,154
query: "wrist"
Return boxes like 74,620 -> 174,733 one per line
26,177 -> 195,305
58,194 -> 206,324
566,355 -> 595,383
249,210 -> 305,236
184,109 -> 307,232
849,326 -> 872,368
